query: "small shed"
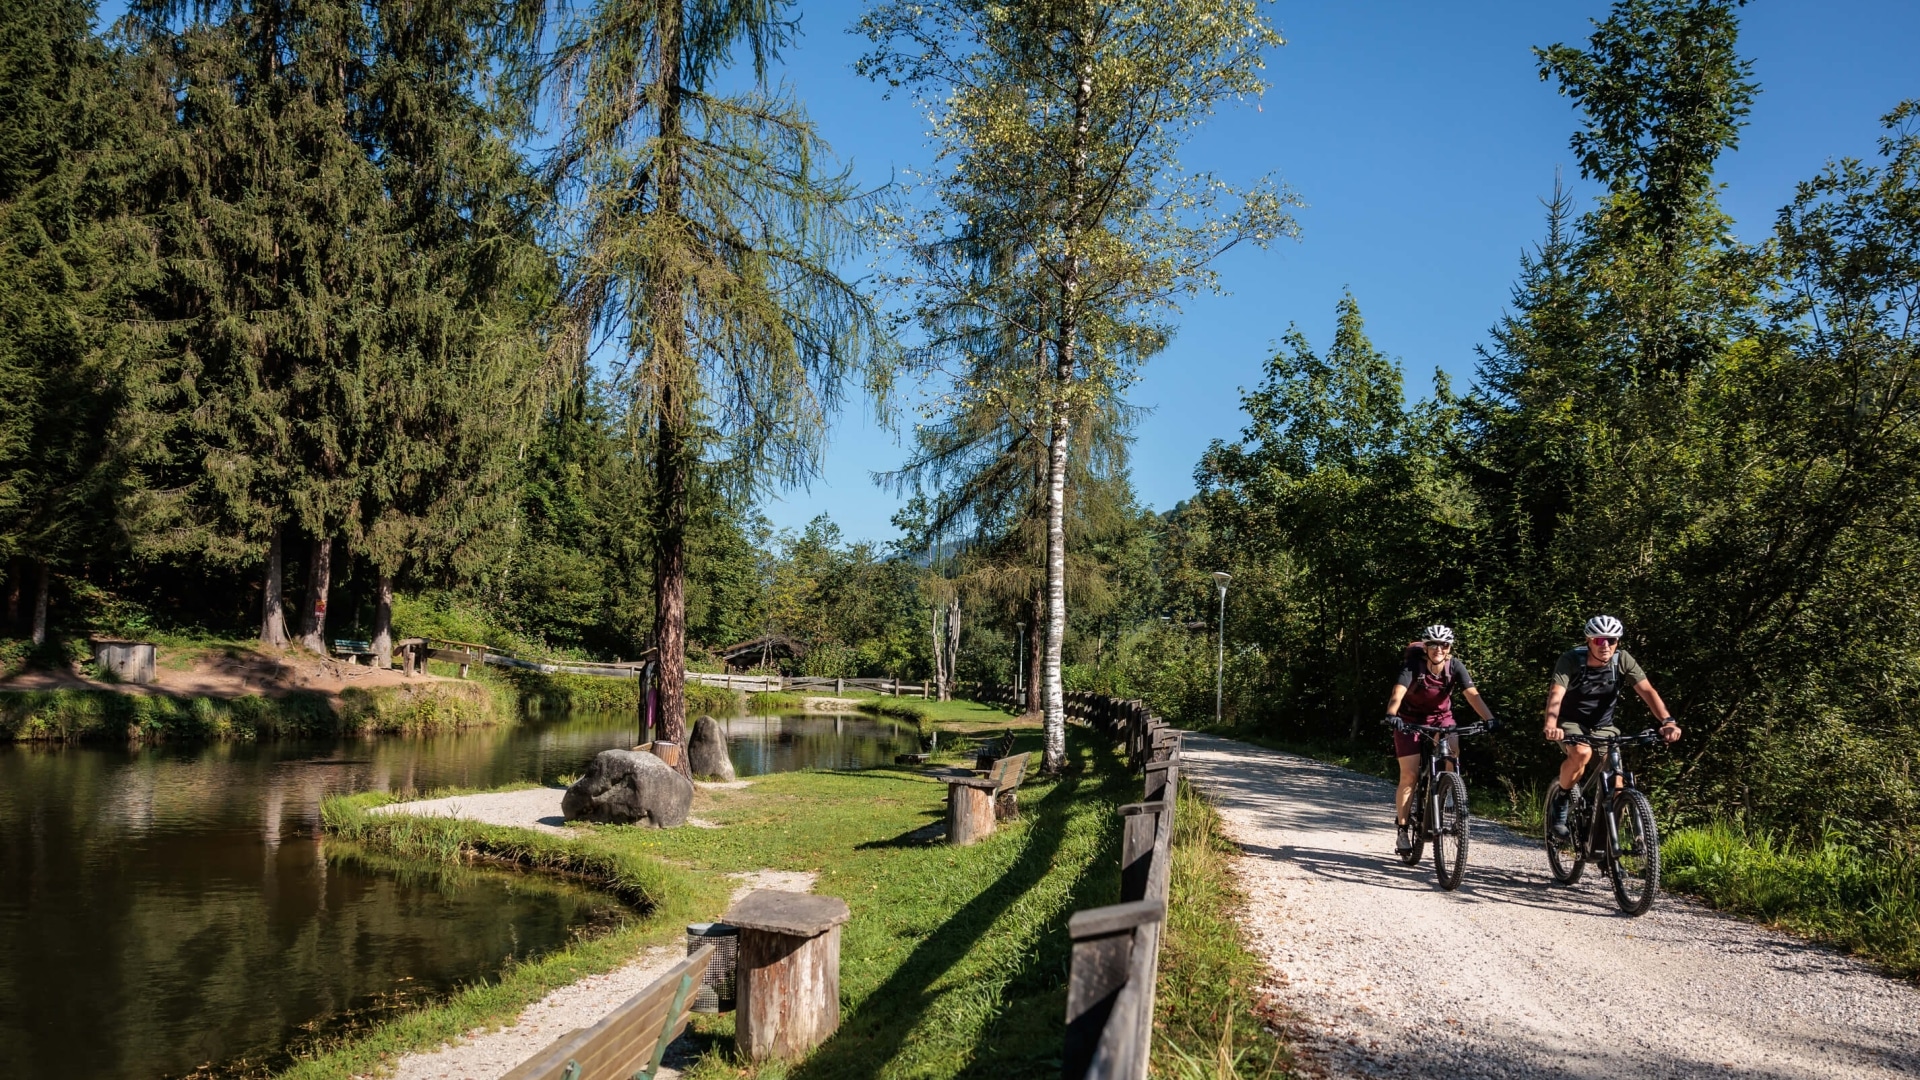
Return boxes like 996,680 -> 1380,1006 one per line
90,639 -> 157,684
716,634 -> 809,673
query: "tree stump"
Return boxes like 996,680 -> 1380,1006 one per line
725,890 -> 851,1062
947,777 -> 998,845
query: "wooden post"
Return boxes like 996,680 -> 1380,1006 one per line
458,649 -> 471,679
1064,900 -> 1163,1079
835,676 -> 843,695
947,778 -> 997,845
1118,802 -> 1165,903
921,680 -> 928,699
726,891 -> 851,1062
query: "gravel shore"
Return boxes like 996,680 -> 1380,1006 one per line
1181,733 -> 1920,1080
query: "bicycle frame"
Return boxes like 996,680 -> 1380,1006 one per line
1564,733 -> 1650,859
1405,722 -> 1485,838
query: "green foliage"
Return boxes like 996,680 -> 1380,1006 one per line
0,688 -> 336,741
1157,781 -> 1295,1078
1665,821 -> 1920,977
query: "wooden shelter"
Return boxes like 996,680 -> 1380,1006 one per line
716,634 -> 808,673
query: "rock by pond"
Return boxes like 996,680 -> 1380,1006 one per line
688,716 -> 736,781
562,748 -> 694,826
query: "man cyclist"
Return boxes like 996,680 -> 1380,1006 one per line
1544,615 -> 1682,842
1383,625 -> 1498,854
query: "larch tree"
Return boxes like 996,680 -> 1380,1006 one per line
859,0 -> 1297,770
548,0 -> 892,764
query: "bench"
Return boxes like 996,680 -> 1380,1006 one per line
502,942 -> 716,1080
972,729 -> 1016,770
331,639 -> 374,665
946,751 -> 1031,845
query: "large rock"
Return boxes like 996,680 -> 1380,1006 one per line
562,749 -> 694,827
687,716 -> 736,781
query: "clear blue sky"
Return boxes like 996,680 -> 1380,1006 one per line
96,1 -> 1920,544
752,0 -> 1920,543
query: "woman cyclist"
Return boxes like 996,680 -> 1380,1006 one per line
1384,625 -> 1498,854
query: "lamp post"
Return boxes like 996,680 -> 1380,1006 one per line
1212,572 -> 1231,725
1015,621 -> 1027,711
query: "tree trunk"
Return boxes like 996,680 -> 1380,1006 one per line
372,572 -> 394,669
931,598 -> 947,700
943,597 -> 961,702
29,559 -> 49,646
299,534 -> 333,656
261,528 -> 290,648
1038,30 -> 1095,775
5,556 -> 21,630
1028,590 -> 1044,715
646,0 -> 694,781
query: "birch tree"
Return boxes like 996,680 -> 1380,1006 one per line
860,0 -> 1297,770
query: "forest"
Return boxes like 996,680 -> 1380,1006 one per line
3,0 -> 1918,861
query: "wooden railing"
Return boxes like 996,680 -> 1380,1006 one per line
1060,692 -> 1184,1080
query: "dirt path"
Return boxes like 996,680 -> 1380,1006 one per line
1180,733 -> 1920,1080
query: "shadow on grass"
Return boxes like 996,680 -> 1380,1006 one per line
788,735 -> 1129,1080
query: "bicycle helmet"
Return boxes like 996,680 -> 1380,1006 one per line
1421,624 -> 1455,646
1583,614 -> 1624,640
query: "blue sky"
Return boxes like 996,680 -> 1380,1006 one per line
97,1 -> 1920,544
751,0 -> 1920,542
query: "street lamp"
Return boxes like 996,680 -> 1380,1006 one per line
1212,572 -> 1232,726
1015,621 -> 1027,711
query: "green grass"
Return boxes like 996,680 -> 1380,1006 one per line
0,679 -> 511,743
298,727 -> 1147,1079
844,695 -> 1017,729
1663,821 -> 1920,978
1156,781 -> 1299,1079
745,689 -> 807,712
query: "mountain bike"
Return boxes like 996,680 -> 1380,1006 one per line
1392,718 -> 1491,891
1544,730 -> 1665,915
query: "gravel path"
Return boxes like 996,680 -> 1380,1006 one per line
368,788 -> 573,834
1181,733 -> 1920,1080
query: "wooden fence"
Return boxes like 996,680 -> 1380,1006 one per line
1060,692 -> 1183,1080
400,640 -> 939,697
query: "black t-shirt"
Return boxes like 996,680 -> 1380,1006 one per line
1552,646 -> 1647,728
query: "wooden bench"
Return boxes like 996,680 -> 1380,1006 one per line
946,751 -> 1031,845
503,942 -> 716,1080
331,639 -> 374,664
973,729 -> 1016,770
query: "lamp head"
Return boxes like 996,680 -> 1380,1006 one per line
1212,571 -> 1232,591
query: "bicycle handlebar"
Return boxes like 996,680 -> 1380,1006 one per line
1396,720 -> 1492,738
1558,729 -> 1664,748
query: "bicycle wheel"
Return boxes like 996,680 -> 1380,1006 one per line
1608,789 -> 1661,915
1544,783 -> 1585,885
1398,775 -> 1426,865
1431,771 -> 1470,890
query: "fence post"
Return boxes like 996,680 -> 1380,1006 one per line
1064,900 -> 1163,1080
1117,802 -> 1165,904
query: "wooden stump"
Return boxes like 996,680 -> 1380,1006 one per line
947,779 -> 997,845
726,890 -> 851,1062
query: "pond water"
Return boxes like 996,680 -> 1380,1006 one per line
0,710 -> 918,1080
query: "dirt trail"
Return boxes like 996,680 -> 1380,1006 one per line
1181,733 -> 1920,1080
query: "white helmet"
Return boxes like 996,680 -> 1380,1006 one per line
1583,614 -> 1624,639
1422,624 -> 1455,645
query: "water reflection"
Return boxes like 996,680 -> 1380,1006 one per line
0,710 -> 914,1080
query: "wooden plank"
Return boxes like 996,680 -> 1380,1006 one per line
501,944 -> 714,1080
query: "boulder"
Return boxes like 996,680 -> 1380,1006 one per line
562,749 -> 694,827
687,716 -> 736,781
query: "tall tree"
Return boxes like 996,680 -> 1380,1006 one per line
550,0 -> 891,763
859,0 -> 1296,769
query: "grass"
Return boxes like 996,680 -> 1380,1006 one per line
298,727 -> 1154,1079
1663,821 -> 1920,979
0,679 -> 510,743
1156,780 -> 1299,1079
745,689 -> 807,712
842,694 -> 1021,729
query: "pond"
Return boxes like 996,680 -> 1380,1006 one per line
0,709 -> 919,1080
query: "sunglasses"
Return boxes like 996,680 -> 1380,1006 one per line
1589,636 -> 1620,646
1424,641 -> 1452,649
